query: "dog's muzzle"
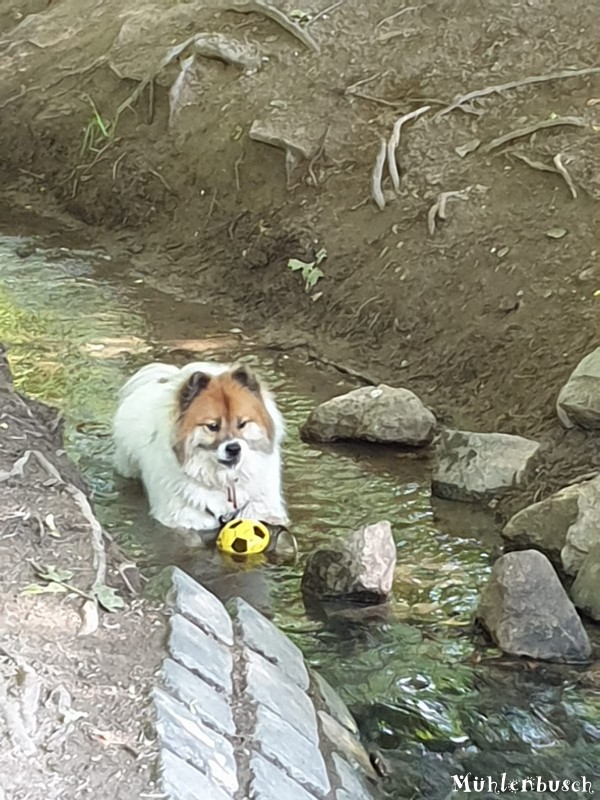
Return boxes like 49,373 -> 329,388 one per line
218,440 -> 242,468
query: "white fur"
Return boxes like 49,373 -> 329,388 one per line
112,361 -> 288,530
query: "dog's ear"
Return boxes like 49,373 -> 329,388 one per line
231,365 -> 261,395
179,371 -> 211,411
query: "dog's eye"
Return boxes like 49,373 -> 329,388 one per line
206,422 -> 220,433
238,420 -> 248,430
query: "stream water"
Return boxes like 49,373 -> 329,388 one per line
0,235 -> 598,798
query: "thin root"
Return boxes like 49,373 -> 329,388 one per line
226,0 -> 320,52
483,116 -> 587,152
371,137 -> 387,210
437,66 -> 600,118
553,153 -> 578,199
428,190 -> 469,235
308,0 -> 346,26
387,105 -> 430,192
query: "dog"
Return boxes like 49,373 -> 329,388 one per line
112,361 -> 288,531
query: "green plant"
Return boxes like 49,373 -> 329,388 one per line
287,248 -> 327,292
80,94 -> 114,156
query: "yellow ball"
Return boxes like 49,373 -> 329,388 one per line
216,518 -> 271,556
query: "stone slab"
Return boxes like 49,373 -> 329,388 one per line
250,751 -> 319,800
313,672 -> 358,735
160,748 -> 232,800
318,711 -> 377,779
255,704 -> 331,796
161,658 -> 235,737
333,752 -> 374,800
245,648 -> 318,744
169,613 -> 233,694
154,688 -> 238,795
230,597 -> 309,690
168,566 -> 234,645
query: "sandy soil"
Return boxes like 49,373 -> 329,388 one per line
0,350 -> 164,799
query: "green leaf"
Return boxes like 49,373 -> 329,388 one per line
93,584 -> 125,612
22,582 -> 68,596
314,247 -> 328,265
305,267 -> 324,289
287,258 -> 313,272
38,565 -> 74,583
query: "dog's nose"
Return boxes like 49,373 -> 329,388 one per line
225,441 -> 241,458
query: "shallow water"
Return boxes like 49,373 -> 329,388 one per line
0,235 -> 598,798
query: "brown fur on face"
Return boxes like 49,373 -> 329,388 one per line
177,369 -> 274,447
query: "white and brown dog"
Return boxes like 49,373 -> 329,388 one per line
112,361 -> 288,531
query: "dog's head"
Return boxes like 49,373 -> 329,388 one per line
174,365 -> 276,484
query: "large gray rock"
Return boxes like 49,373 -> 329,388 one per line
502,475 -> 600,575
477,550 -> 591,663
432,429 -> 540,501
557,347 -> 600,429
571,544 -> 600,621
301,521 -> 396,602
301,385 -> 435,446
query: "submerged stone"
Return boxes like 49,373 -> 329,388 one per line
477,550 -> 591,663
301,521 -> 396,603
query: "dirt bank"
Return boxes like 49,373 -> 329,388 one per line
0,349 -> 163,799
0,0 -> 599,516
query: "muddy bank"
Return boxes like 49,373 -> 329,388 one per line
0,350 -> 163,799
1,0 -> 600,517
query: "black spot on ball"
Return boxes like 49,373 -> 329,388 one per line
254,526 -> 266,539
233,537 -> 248,553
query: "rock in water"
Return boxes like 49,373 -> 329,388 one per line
432,429 -> 540,501
503,475 -> 600,575
301,385 -> 435,446
557,347 -> 600,429
301,521 -> 396,602
477,550 -> 591,663
571,544 -> 600,621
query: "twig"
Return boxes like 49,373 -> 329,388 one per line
437,67 -> 600,118
112,152 -> 126,180
226,0 -> 320,52
378,30 -> 412,42
553,153 -> 578,199
148,168 -> 174,193
387,105 -> 430,192
234,151 -> 244,190
0,451 -> 33,482
348,92 -> 401,108
428,190 -> 469,234
377,6 -> 417,27
371,138 -> 387,210
147,78 -> 155,124
207,188 -> 218,219
307,123 -> 330,186
510,152 -> 559,174
308,0 -> 346,25
483,116 -> 587,152
345,71 -> 385,94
